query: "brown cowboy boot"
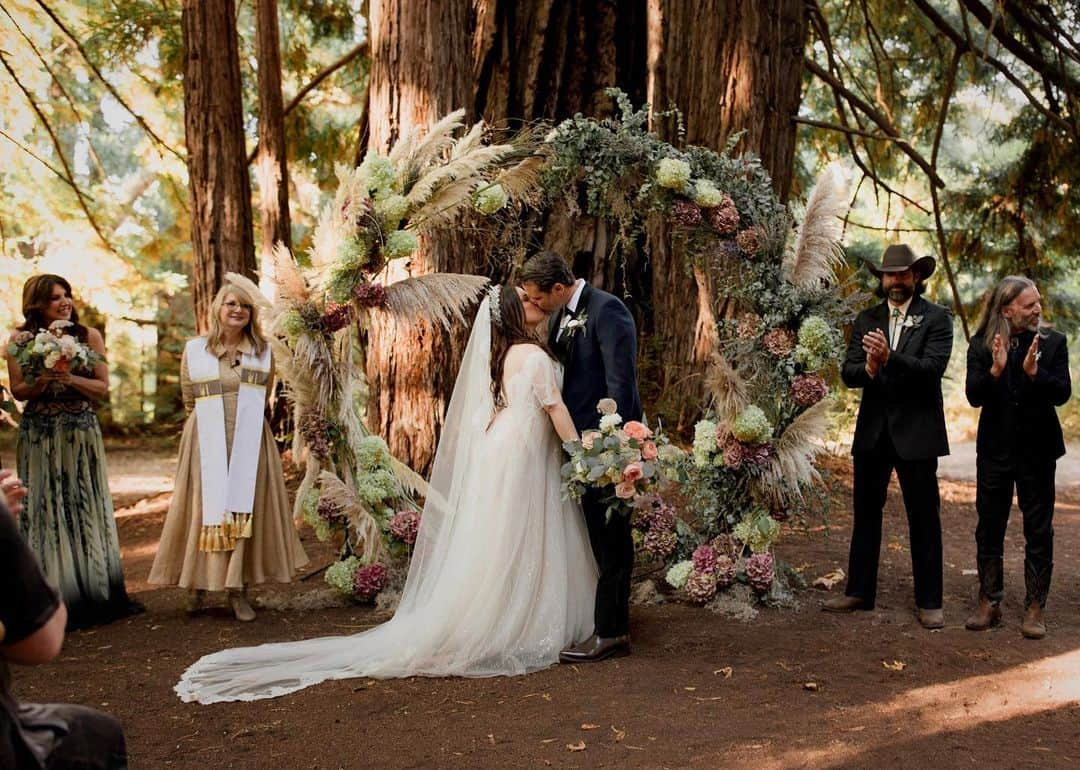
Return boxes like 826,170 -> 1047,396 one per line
964,595 -> 1001,631
1021,602 -> 1046,640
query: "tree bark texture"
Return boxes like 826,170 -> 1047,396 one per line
364,0 -> 807,470
182,0 -> 256,333
254,0 -> 292,266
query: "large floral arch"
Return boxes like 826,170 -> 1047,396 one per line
233,91 -> 853,607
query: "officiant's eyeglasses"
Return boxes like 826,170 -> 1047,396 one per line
223,300 -> 252,311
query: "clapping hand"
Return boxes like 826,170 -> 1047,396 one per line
1023,334 -> 1040,378
862,328 -> 890,376
990,334 -> 1007,377
0,469 -> 28,517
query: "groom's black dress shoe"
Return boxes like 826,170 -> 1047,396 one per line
558,634 -> 631,663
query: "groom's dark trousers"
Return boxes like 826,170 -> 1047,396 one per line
841,295 -> 953,610
550,283 -> 642,638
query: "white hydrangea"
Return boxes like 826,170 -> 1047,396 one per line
599,413 -> 623,431
692,419 -> 718,467
665,560 -> 694,589
375,194 -> 409,228
656,158 -> 692,191
691,179 -> 723,208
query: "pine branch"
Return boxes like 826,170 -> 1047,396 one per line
33,0 -> 184,161
0,50 -> 116,254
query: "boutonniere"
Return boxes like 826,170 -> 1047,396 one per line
564,312 -> 588,337
901,314 -> 923,329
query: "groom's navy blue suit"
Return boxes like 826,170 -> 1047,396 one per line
549,282 -> 642,638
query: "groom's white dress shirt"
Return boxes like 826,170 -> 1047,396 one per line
887,296 -> 913,350
556,279 -> 587,341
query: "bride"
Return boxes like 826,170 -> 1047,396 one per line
175,284 -> 597,703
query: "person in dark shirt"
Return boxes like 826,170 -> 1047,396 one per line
964,276 -> 1071,639
1,478 -> 128,770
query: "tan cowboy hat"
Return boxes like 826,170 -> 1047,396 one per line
865,244 -> 936,278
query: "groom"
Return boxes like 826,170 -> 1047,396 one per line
520,250 -> 643,662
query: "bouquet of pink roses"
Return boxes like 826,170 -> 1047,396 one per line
7,320 -> 100,384
561,398 -> 685,520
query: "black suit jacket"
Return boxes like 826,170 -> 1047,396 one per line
842,296 -> 954,460
548,283 -> 643,433
966,328 -> 1071,464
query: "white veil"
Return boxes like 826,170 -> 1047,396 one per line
174,290 -> 501,703
389,288 -> 495,612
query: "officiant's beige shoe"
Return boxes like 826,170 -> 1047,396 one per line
229,589 -> 256,622
559,635 -> 630,663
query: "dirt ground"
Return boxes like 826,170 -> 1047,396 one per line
11,442 -> 1080,769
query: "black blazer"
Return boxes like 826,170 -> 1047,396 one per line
842,296 -> 954,460
547,283 -> 643,433
966,328 -> 1071,464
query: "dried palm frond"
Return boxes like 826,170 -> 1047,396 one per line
405,144 -> 513,211
703,352 -> 750,423
449,121 -> 485,160
224,271 -> 273,315
388,455 -> 430,499
381,273 -> 488,330
786,163 -> 847,289
318,471 -> 385,564
406,109 -> 467,169
755,398 -> 833,503
292,451 -> 321,523
293,331 -> 339,410
408,178 -> 487,232
269,242 -> 310,304
491,153 -> 547,206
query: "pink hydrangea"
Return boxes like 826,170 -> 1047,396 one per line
692,544 -> 719,574
762,328 -> 797,357
317,497 -> 346,525
353,562 -> 389,601
709,197 -> 740,234
643,529 -> 677,559
685,569 -> 719,603
791,373 -> 829,407
722,438 -> 746,470
388,510 -> 421,545
715,555 -> 737,589
745,552 -> 775,593
671,199 -> 703,227
645,501 -> 677,532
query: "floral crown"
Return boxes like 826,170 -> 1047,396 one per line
487,284 -> 502,330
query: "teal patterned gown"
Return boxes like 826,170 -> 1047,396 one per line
16,383 -> 137,630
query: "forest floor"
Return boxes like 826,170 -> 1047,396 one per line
10,438 -> 1080,769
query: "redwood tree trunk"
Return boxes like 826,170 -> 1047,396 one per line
364,0 -> 807,469
254,0 -> 292,267
182,0 -> 256,332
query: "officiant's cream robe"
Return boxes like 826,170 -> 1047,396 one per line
149,337 -> 307,591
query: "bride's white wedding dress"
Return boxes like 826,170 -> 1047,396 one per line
175,296 -> 597,703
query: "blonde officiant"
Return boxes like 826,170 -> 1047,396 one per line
149,281 -> 307,621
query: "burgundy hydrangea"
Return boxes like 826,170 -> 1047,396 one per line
353,562 -> 389,602
388,510 -> 421,545
709,196 -> 740,234
770,508 -> 790,523
745,442 -> 774,468
643,500 -> 677,532
353,281 -> 388,309
735,227 -> 762,255
643,529 -> 678,559
722,438 -> 746,470
762,328 -> 797,357
791,373 -> 829,407
321,301 -> 355,333
671,199 -> 703,228
710,534 -> 737,557
745,552 -> 775,593
714,554 -> 737,589
692,544 -> 720,574
317,497 -> 346,526
299,409 -> 331,460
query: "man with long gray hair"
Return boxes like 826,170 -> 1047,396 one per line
964,276 -> 1071,639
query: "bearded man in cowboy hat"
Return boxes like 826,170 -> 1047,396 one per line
824,244 -> 954,628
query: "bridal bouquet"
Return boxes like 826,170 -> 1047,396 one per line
561,399 -> 685,520
7,320 -> 99,384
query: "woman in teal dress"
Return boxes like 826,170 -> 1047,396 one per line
5,274 -> 142,630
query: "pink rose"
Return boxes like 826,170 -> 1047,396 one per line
615,481 -> 637,499
623,421 -> 652,441
622,462 -> 644,482
641,441 -> 658,460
